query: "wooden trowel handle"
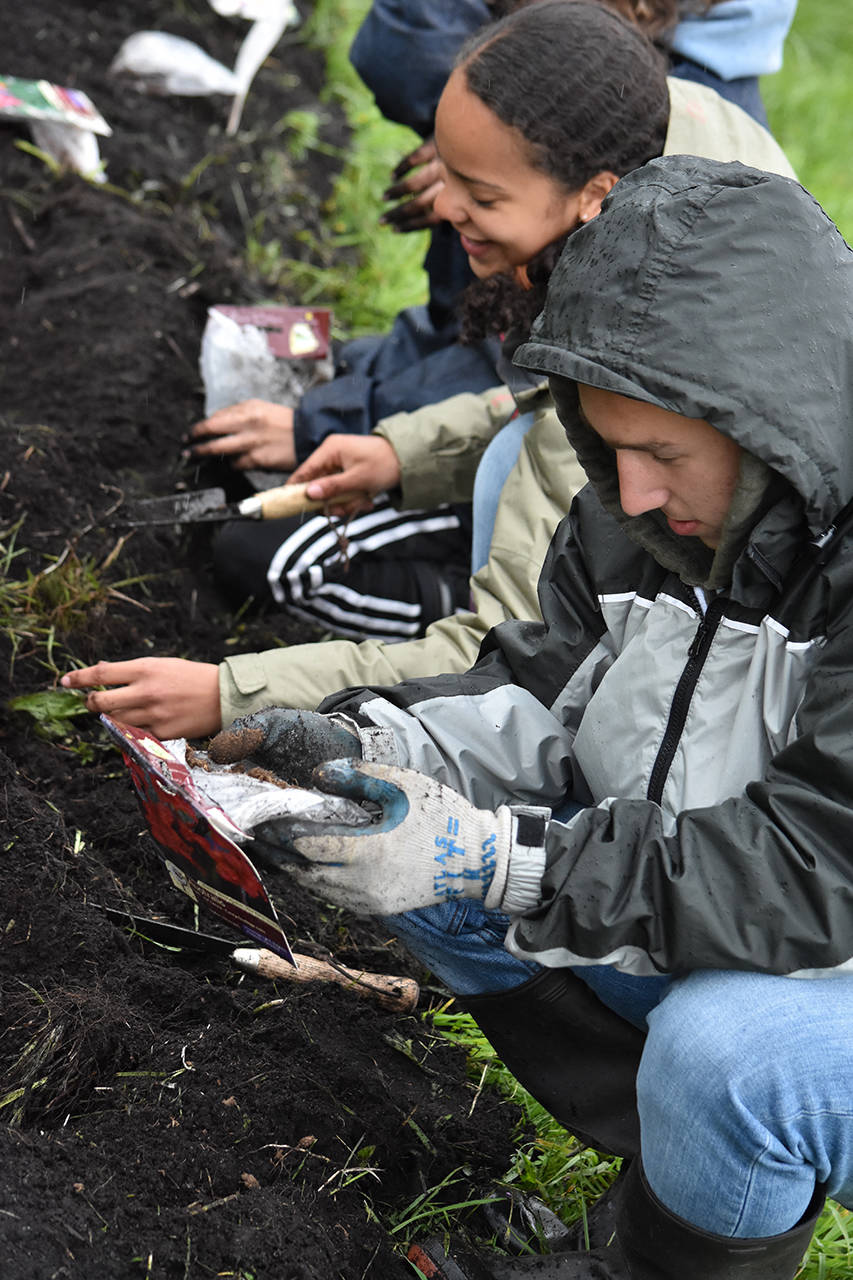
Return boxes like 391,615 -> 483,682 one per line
240,483 -> 366,520
232,947 -> 419,1014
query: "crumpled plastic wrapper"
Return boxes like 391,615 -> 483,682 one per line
29,120 -> 106,183
162,737 -> 371,842
109,32 -> 240,96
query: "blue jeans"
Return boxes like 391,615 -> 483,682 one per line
385,900 -> 853,1238
470,414 -> 536,573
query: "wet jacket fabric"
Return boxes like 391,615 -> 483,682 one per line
219,79 -> 794,726
321,156 -> 853,982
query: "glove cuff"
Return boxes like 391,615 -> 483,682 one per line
495,806 -> 550,915
329,714 -> 400,765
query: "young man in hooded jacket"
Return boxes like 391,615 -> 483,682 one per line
215,155 -> 853,1278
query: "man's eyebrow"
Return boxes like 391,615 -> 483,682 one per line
577,406 -> 676,453
604,439 -> 677,453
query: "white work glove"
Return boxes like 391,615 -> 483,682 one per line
249,757 -> 549,917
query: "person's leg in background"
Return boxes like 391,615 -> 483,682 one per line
212,498 -> 473,640
470,413 -> 536,573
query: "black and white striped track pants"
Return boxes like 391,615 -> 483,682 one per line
213,497 -> 472,642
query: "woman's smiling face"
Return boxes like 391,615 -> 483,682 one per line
432,68 -> 586,280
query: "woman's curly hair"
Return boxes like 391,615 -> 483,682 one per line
455,0 -> 670,345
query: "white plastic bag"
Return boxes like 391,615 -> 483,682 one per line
199,307 -> 333,417
29,120 -> 106,183
200,309 -> 280,416
109,32 -> 240,96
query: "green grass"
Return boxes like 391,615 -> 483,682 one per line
763,0 -> 853,239
0,517 -> 149,677
289,0 -> 429,334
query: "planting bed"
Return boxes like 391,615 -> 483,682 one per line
0,3 -> 521,1276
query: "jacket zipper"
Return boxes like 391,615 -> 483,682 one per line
646,595 -> 726,806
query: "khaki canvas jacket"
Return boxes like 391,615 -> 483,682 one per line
220,79 -> 795,725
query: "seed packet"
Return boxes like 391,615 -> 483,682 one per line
101,715 -> 295,962
0,76 -> 112,135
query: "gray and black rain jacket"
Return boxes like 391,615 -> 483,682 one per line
322,157 -> 853,982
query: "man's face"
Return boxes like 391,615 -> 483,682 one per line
577,385 -> 743,549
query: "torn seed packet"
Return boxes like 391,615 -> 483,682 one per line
101,716 -> 369,962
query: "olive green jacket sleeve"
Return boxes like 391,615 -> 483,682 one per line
218,401 -> 586,720
373,383 -> 518,509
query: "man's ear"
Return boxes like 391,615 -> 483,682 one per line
578,170 -> 620,223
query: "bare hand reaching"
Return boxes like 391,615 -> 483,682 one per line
288,434 -> 402,518
61,658 -> 223,741
380,138 -> 445,233
189,399 -> 296,471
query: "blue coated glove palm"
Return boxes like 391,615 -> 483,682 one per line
251,758 -> 547,917
208,707 -> 362,789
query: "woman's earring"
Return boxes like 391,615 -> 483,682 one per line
514,263 -> 533,291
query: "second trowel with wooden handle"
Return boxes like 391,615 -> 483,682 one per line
120,481 -> 364,526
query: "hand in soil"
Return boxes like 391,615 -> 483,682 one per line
189,398 -> 296,470
288,432 -> 401,514
251,758 -> 517,916
381,137 -> 445,232
61,658 -> 222,739
209,706 -> 363,786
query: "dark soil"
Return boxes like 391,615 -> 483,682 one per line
0,4 -> 522,1276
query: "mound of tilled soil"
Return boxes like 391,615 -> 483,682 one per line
0,4 -> 522,1275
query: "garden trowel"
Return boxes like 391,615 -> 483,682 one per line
102,907 -> 419,1013
121,481 -> 363,526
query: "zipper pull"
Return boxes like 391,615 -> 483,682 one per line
687,595 -> 723,659
687,621 -> 707,660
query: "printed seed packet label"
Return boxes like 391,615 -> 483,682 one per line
100,714 -> 294,964
211,304 -> 332,359
0,76 -> 112,136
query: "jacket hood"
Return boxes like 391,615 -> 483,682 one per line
514,156 -> 853,582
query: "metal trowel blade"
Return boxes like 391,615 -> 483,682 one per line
120,487 -> 232,526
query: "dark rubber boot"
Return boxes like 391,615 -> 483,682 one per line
617,1159 -> 824,1280
461,968 -> 645,1157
